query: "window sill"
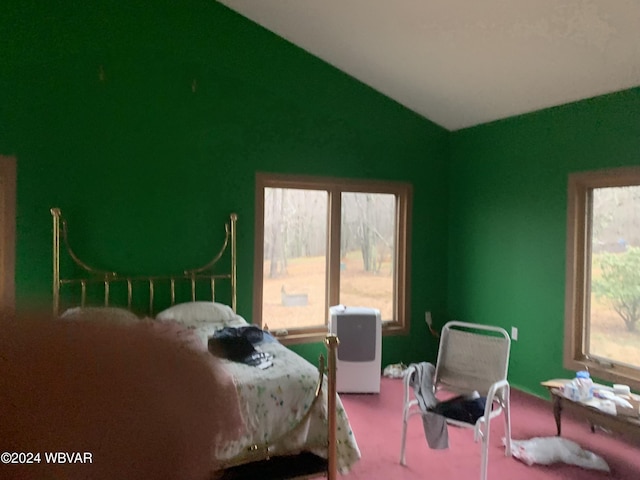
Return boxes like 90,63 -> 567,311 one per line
565,357 -> 640,393
278,332 -> 331,346
382,323 -> 409,336
272,323 -> 408,346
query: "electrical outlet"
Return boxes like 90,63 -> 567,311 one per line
511,326 -> 518,341
425,311 -> 433,327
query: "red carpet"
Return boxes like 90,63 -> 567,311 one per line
336,377 -> 639,479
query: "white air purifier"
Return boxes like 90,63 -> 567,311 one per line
329,305 -> 382,394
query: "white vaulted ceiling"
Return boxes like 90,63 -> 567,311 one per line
217,0 -> 640,131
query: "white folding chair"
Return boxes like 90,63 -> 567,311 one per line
400,321 -> 512,480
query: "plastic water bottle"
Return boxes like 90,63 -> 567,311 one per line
563,380 -> 580,401
575,370 -> 593,401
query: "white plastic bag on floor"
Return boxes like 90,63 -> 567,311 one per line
383,363 -> 407,378
504,436 -> 610,472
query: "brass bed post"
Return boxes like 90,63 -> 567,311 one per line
104,280 -> 110,306
149,280 -> 155,315
325,334 -> 339,480
230,213 -> 237,312
51,208 -> 61,316
127,279 -> 133,310
81,281 -> 87,307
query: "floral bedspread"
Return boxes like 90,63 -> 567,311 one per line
213,340 -> 361,473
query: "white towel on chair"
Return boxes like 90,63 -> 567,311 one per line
407,362 -> 448,449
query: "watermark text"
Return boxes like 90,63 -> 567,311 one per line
1,451 -> 93,464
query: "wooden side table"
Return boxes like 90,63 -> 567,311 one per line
541,379 -> 640,444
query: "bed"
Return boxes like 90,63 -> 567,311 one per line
49,208 -> 361,479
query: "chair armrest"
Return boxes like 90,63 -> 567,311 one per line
473,379 -> 509,439
485,380 -> 509,416
487,379 -> 509,402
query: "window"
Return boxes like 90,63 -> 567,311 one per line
254,173 -> 412,344
565,167 -> 640,391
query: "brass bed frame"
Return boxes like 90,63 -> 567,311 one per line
50,208 -> 339,480
51,207 -> 238,317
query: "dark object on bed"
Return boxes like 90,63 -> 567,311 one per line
216,452 -> 327,480
208,335 -> 256,361
208,327 -> 274,368
212,325 -> 265,344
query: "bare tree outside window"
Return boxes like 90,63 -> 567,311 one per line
254,174 -> 411,343
340,193 -> 395,319
262,188 -> 327,331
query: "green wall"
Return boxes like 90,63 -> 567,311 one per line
448,88 -> 640,396
0,1 -> 449,365
7,1 -> 637,394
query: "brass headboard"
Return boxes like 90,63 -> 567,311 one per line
51,208 -> 237,317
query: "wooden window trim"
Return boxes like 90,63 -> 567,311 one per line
564,166 -> 640,391
254,173 -> 412,344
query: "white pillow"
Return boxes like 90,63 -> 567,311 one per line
155,301 -> 238,326
225,316 -> 249,328
60,307 -> 141,325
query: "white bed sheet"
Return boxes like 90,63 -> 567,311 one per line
209,338 -> 361,473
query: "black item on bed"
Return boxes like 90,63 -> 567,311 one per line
213,325 -> 265,344
210,325 -> 278,344
208,335 -> 255,361
208,327 -> 273,368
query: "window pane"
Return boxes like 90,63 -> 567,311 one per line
339,192 -> 395,321
262,188 -> 327,330
589,186 -> 640,368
